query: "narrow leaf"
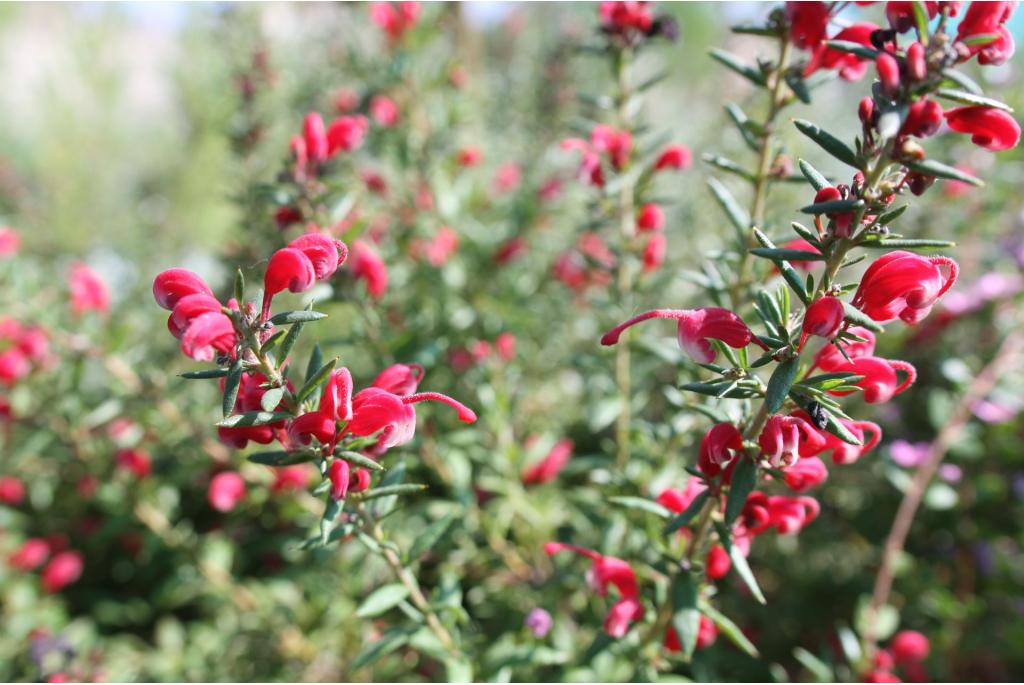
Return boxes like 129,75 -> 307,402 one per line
358,483 -> 428,501
724,457 -> 758,525
609,496 -> 672,519
269,310 -> 328,325
798,159 -> 829,191
216,411 -> 291,428
356,584 -> 411,618
903,158 -> 983,186
180,368 -> 229,380
842,301 -> 884,332
406,513 -> 456,563
664,490 -> 710,535
765,357 -> 800,414
296,357 -> 337,405
333,448 -> 386,471
935,88 -> 1013,112
671,572 -> 701,660
247,449 -> 317,466
793,119 -> 860,168
716,522 -> 766,604
751,247 -> 826,262
222,358 -> 244,418
709,48 -> 767,86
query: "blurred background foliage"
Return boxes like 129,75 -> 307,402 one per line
0,2 -> 1023,681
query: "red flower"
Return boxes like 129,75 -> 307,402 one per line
371,363 -> 423,396
853,251 -> 958,324
271,464 -> 313,493
494,237 -> 528,265
759,414 -> 826,468
116,448 -> 151,479
152,268 -> 215,310
347,388 -> 476,455
876,52 -> 901,96
654,144 -> 692,171
9,538 -> 50,570
900,98 -> 944,138
801,296 -> 845,348
495,332 -> 516,361
637,203 -> 664,232
457,146 -> 482,167
804,23 -> 880,80
783,456 -> 829,492
906,41 -> 927,81
328,459 -> 350,501
420,226 -> 459,267
208,471 -> 245,512
665,615 -> 718,652
886,1 -> 937,32
705,544 -> 732,580
813,325 -> 877,370
957,1 -> 1017,64
642,234 -> 667,273
321,368 -> 354,422
370,95 -> 399,128
180,311 -> 237,362
793,410 -> 882,465
68,263 -> 110,315
591,125 -> 632,170
786,1 -> 830,50
0,475 -> 25,505
41,551 -> 84,593
370,1 -> 420,43
657,477 -> 707,512
599,1 -> 654,35
350,239 -> 388,299
601,308 -> 766,364
864,670 -> 902,683
302,112 -> 328,164
327,115 -> 370,154
827,355 -> 917,403
523,438 -> 574,485
698,423 -> 745,477
544,542 -> 644,638
743,492 -> 820,535
890,630 -> 930,664
944,106 -> 1021,151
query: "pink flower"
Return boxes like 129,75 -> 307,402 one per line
302,112 -> 328,164
601,308 -> 766,364
9,538 -> 50,570
890,630 -> 930,664
523,438 -> 574,485
957,1 -> 1017,64
493,162 -> 522,194
69,263 -> 110,315
347,387 -> 476,455
370,95 -> 399,128
457,146 -> 482,167
887,1 -> 937,32
900,98 -> 944,138
636,203 -> 664,232
783,456 -> 829,492
800,296 -> 845,348
654,144 -> 692,171
320,368 -> 354,421
41,551 -> 83,593
657,476 -> 707,512
590,124 -> 632,170
794,410 -> 882,465
812,325 -> 876,370
422,226 -> 459,267
370,1 -> 420,43
350,240 -> 388,299
876,52 -> 901,96
742,492 -> 820,535
0,227 -> 20,257
665,615 -> 718,652
827,355 -> 917,404
327,115 -> 370,154
180,311 -> 237,362
0,349 -> 29,385
705,544 -> 731,580
758,414 -> 826,468
852,251 -> 958,324
786,1 -> 830,50
945,106 -> 1021,151
371,363 -> 423,396
698,423 -> 745,477
495,332 -> 516,361
599,1 -> 654,35
544,542 -> 643,637
804,23 -> 879,80
642,234 -> 666,273
209,471 -> 246,512
328,459 -> 350,501
271,464 -> 314,493
0,475 -> 25,505
152,268 -> 215,311
116,448 -> 151,479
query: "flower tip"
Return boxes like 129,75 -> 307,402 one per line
600,331 -> 620,346
458,407 -> 478,423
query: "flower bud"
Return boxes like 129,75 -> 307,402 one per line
906,41 -> 927,80
208,471 -> 246,512
876,52 -> 901,95
328,459 -> 350,501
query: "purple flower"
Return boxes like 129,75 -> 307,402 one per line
938,463 -> 963,483
972,398 -> 1020,424
525,608 -> 553,638
889,439 -> 930,468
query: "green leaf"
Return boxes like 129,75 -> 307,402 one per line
305,343 -> 323,382
961,31 -> 1000,47
823,39 -> 879,60
333,449 -> 386,471
664,490 -> 710,535
752,228 -> 810,304
179,368 -> 229,380
940,68 -> 982,95
765,357 -> 800,414
724,457 -> 757,526
793,119 -> 860,168
860,238 -> 956,250
724,103 -> 761,152
707,177 -> 750,238
260,329 -> 286,353
699,601 -> 759,657
406,513 -> 456,562
670,572 -> 701,660
716,522 -> 766,604
793,647 -> 834,682
783,70 -> 811,104
709,48 -> 767,86
842,301 -> 884,332
679,382 -> 761,399
247,449 -> 317,466
277,306 -> 314,362
216,411 -> 292,428
790,221 -> 821,247
295,358 -> 337,405
903,158 -> 983,186
798,159 -> 830,191
356,584 -> 411,618
222,358 -> 244,418
750,247 -> 825,262
935,88 -> 1013,112
320,498 -> 342,544
350,626 -> 418,671
358,484 -> 428,501
269,310 -> 328,325
800,198 -> 864,215
260,387 -> 285,412
701,154 -> 755,181
609,496 -> 672,519
233,268 -> 245,306
731,23 -> 783,37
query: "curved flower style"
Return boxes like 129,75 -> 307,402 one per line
543,542 -> 643,638
852,251 -> 958,324
600,307 -> 766,364
522,438 -> 574,485
758,414 -> 826,469
654,144 -> 692,171
698,422 -> 744,477
944,106 -> 1021,151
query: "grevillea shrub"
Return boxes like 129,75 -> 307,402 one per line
2,2 -> 1024,682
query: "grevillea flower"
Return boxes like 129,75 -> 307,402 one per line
262,233 -> 347,320
209,471 -> 246,512
68,263 -> 111,315
302,112 -> 328,164
698,423 -> 744,477
457,146 -> 482,167
180,311 -> 237,362
271,464 -> 314,493
887,1 -> 937,32
327,115 -> 370,154
371,363 -> 423,396
900,98 -> 944,138
957,1 -> 1016,64
828,355 -> 917,403
370,1 -> 420,43
350,239 -> 389,300
116,448 -> 151,479
800,296 -> 845,349
636,203 -> 664,232
495,332 -> 516,361
321,368 -> 355,421
523,438 -> 574,485
599,1 -> 654,35
347,388 -> 476,455
758,414 -> 826,468
9,538 -> 49,570
590,125 -> 632,170
600,308 -> 766,365
804,23 -> 879,80
543,542 -> 644,638
783,456 -> 829,492
642,234 -> 666,273
0,475 -> 25,505
812,185 -> 855,236
890,630 -> 930,664
328,459 -> 350,501
793,410 -> 882,465
906,41 -> 927,81
786,1 -> 830,50
654,144 -> 692,171
370,95 -> 399,128
153,269 -> 214,313
418,226 -> 459,267
852,251 -> 958,324
705,544 -> 731,580
876,52 -> 901,96
0,227 -> 20,257
742,492 -> 820,535
944,106 -> 1021,151
665,616 -> 718,652
41,551 -> 83,593
813,325 -> 876,371
219,372 -> 288,448
657,476 -> 707,513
